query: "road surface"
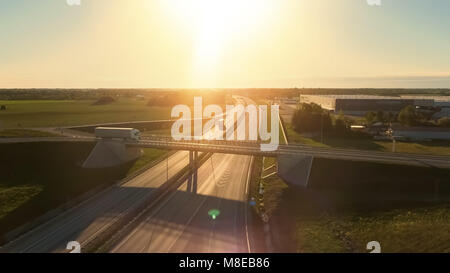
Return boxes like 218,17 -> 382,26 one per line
0,151 -> 190,253
111,97 -> 255,253
111,153 -> 252,253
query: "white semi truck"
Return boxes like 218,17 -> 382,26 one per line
94,127 -> 141,141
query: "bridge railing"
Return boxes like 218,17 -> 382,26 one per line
140,135 -> 262,147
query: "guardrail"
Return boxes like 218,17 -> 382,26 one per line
84,152 -> 213,253
127,140 -> 450,168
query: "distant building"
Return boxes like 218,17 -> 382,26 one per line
281,97 -> 299,105
389,125 -> 450,141
400,95 -> 450,118
299,95 -> 444,116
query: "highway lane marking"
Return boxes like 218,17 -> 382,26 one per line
207,190 -> 224,252
13,188 -> 124,252
165,154 -> 248,253
165,155 -> 247,252
133,157 -> 253,251
205,158 -> 246,252
2,152 -> 188,253
197,155 -> 250,252
79,152 -> 191,249
19,186 -> 149,252
112,154 -> 229,252
110,187 -> 181,252
56,156 -> 189,252
117,180 -> 210,252
86,154 -> 192,251
165,157 -> 231,252
1,182 -> 125,252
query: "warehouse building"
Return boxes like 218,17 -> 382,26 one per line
400,95 -> 450,118
299,95 -> 447,116
389,125 -> 450,141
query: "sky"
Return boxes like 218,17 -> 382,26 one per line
1,0 -> 450,89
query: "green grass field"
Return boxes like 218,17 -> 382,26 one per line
297,159 -> 450,253
141,128 -> 172,136
0,142 -> 167,237
285,123 -> 450,156
297,203 -> 450,253
0,99 -> 171,128
0,129 -> 59,138
0,185 -> 44,221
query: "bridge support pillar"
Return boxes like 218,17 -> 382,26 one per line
82,140 -> 142,168
189,151 -> 199,168
277,154 -> 314,187
187,151 -> 199,193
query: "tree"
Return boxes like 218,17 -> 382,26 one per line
376,110 -> 386,123
92,96 -> 115,105
365,111 -> 376,124
334,118 -> 347,133
322,112 -> 333,131
398,105 -> 417,126
291,103 -> 332,133
386,112 -> 395,123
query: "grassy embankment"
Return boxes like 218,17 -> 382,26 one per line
249,155 -> 450,253
0,129 -> 59,138
141,128 -> 172,137
247,110 -> 450,252
125,148 -> 168,176
251,113 -> 450,252
0,99 -> 171,128
0,142 -> 167,237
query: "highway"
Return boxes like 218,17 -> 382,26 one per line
110,96 -> 254,253
0,151 -> 190,253
111,153 -> 252,253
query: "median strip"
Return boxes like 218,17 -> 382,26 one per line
83,152 -> 213,253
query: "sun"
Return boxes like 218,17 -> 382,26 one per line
193,1 -> 265,66
160,0 -> 273,84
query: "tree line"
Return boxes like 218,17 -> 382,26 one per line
365,105 -> 450,127
292,103 -> 450,137
291,103 -> 353,136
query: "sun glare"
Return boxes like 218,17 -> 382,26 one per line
161,0 -> 273,84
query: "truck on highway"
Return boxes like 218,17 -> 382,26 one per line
94,127 -> 141,141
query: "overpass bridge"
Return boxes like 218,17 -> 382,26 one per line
133,138 -> 450,169
2,136 -> 450,169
